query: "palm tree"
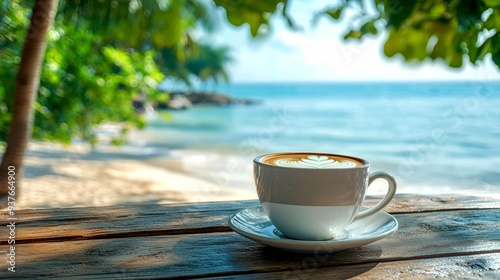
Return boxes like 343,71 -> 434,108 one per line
158,39 -> 232,86
0,0 -> 58,207
0,0 -> 220,206
57,0 -> 215,49
186,44 -> 232,84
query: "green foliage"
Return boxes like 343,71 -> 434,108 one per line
0,2 -> 166,144
214,0 -> 296,36
58,0 -> 214,49
58,0 -> 234,88
1,0 -> 232,145
185,44 -> 232,83
314,0 -> 500,69
159,38 -> 232,85
216,0 -> 499,68
34,22 -> 164,144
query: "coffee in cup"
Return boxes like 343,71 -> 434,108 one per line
259,153 -> 363,168
254,152 -> 396,241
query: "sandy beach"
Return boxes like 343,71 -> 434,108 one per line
17,138 -> 402,210
16,141 -> 257,209
13,132 -> 500,209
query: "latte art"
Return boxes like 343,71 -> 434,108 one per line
261,154 -> 363,169
275,155 -> 358,169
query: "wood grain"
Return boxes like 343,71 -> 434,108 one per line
1,195 -> 499,243
1,209 -> 498,279
213,253 -> 500,279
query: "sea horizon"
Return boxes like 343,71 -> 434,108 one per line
211,79 -> 500,84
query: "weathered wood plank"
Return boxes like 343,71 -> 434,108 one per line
1,195 -> 498,243
385,194 -> 500,213
0,209 -> 498,279
211,253 -> 500,280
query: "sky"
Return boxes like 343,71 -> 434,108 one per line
207,1 -> 499,83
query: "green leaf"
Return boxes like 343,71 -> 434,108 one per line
215,0 -> 283,37
428,2 -> 448,19
468,42 -> 479,63
477,37 -> 493,61
484,9 -> 500,30
320,7 -> 343,20
312,6 -> 343,26
360,21 -> 378,35
410,32 -> 430,60
385,0 -> 417,28
344,30 -> 363,40
328,8 -> 342,20
244,11 -> 265,37
383,33 -> 403,57
225,9 -> 246,26
492,49 -> 500,68
448,52 -> 464,68
456,0 -> 483,32
482,0 -> 500,7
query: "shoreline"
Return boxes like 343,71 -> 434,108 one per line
12,140 -> 500,209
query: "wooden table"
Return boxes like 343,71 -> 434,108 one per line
1,194 -> 499,279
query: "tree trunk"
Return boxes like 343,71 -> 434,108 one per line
0,0 -> 59,208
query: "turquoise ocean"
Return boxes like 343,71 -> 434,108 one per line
130,81 -> 500,195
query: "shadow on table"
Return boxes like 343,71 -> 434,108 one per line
167,233 -> 383,279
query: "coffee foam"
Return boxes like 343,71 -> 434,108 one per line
260,154 -> 363,169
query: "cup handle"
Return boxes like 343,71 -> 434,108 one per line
353,171 -> 397,221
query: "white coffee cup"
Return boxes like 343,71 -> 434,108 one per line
254,152 -> 397,241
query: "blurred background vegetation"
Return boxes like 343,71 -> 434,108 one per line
1,0 -> 499,146
1,0 -> 234,145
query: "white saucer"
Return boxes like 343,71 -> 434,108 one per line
228,206 -> 398,253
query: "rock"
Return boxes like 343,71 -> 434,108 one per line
185,92 -> 230,105
165,94 -> 192,110
179,91 -> 258,106
147,91 -> 258,111
132,99 -> 146,113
